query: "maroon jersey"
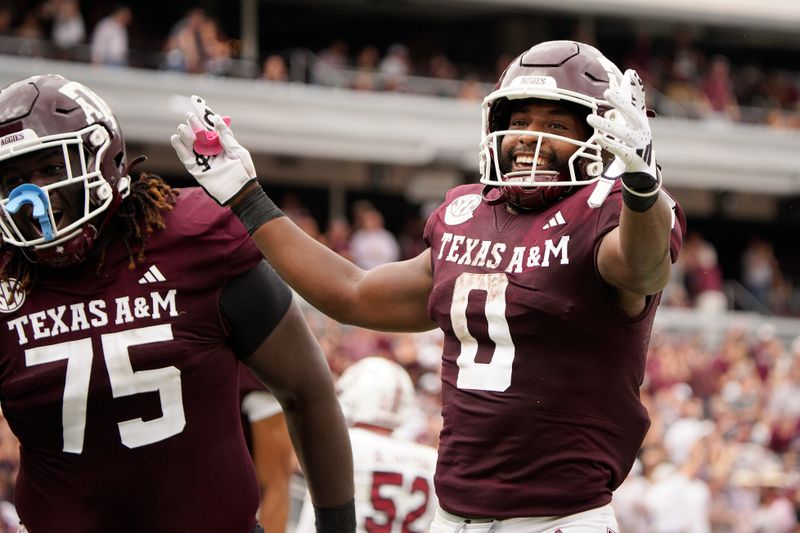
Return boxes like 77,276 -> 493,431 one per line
239,363 -> 269,399
238,363 -> 271,453
0,189 -> 267,532
423,183 -> 684,518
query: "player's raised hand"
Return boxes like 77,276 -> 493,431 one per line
170,96 -> 256,206
587,69 -> 661,210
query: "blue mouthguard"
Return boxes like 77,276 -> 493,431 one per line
5,184 -> 55,241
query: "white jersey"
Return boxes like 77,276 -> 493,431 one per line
297,428 -> 438,533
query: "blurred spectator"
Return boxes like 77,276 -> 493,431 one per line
662,59 -> 713,120
643,458 -> 712,533
323,217 -> 353,261
613,459 -> 651,532
494,53 -> 514,79
662,253 -> 691,308
670,27 -> 704,85
349,201 -> 400,269
162,8 -> 206,73
397,213 -> 426,261
682,232 -> 727,313
741,236 -> 781,310
624,29 -> 663,89
295,210 -> 323,242
457,73 -> 485,102
351,44 -> 380,91
13,8 -> 46,57
14,9 -> 44,40
0,413 -> 19,532
278,192 -> 307,222
763,70 -> 800,113
701,55 -> 741,122
90,5 -> 131,66
428,52 -> 457,80
378,43 -> 411,92
427,51 -> 457,96
48,0 -> 85,59
200,17 -> 232,76
734,65 -> 766,110
262,54 -> 288,82
312,40 -> 349,86
0,7 -> 11,36
749,471 -> 798,532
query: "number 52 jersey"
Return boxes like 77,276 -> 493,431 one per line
424,183 -> 684,519
296,427 -> 438,533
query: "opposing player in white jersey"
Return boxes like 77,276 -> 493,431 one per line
297,357 -> 438,533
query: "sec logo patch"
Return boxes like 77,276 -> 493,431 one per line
0,279 -> 26,313
444,194 -> 482,226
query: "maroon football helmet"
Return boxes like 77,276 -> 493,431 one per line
0,74 -> 130,267
479,40 -> 624,210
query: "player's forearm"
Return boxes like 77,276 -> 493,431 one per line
282,395 -> 354,507
261,488 -> 290,533
617,191 -> 673,293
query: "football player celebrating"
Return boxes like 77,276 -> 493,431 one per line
295,357 -> 438,533
173,40 -> 685,532
0,74 -> 355,533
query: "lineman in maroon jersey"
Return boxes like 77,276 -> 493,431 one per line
0,74 -> 355,533
173,40 -> 685,531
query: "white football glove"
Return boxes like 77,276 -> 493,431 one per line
170,109 -> 256,206
586,69 -> 660,197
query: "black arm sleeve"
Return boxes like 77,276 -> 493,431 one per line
219,260 -> 293,359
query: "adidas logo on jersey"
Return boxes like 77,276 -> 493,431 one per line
138,265 -> 166,285
542,211 -> 566,230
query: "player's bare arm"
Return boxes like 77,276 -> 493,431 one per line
597,193 -> 675,314
244,299 -> 354,509
250,214 -> 435,332
250,412 -> 293,533
172,110 -> 435,333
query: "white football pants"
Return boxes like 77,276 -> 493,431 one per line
429,503 -> 620,533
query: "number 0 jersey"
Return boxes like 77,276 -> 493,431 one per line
0,189 -> 269,532
423,183 -> 684,519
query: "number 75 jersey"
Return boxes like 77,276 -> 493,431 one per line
423,183 -> 684,519
0,189 -> 263,532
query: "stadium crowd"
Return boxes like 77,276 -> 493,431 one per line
0,4 -> 797,531
0,294 -> 796,531
0,3 -> 798,129
0,170 -> 794,531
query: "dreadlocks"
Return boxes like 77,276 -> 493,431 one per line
0,172 -> 177,292
116,173 -> 177,270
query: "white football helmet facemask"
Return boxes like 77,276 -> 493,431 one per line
479,40 -> 625,210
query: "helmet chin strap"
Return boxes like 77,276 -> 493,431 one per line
30,223 -> 98,268
481,184 -> 505,205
